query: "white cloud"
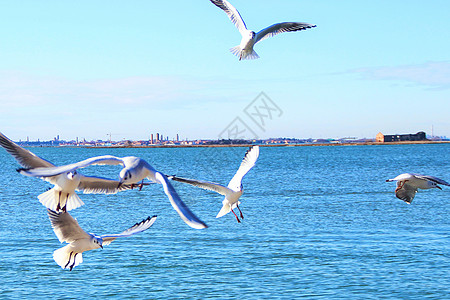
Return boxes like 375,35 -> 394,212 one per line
0,71 -> 207,109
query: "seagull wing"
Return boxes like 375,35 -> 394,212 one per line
414,174 -> 450,186
47,209 -> 90,243
0,132 -> 54,168
155,172 -> 208,229
227,146 -> 260,192
102,216 -> 157,246
395,182 -> 418,204
168,175 -> 230,196
255,22 -> 316,44
78,175 -> 136,194
210,0 -> 247,34
18,155 -> 124,177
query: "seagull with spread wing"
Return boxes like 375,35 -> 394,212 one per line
47,209 -> 156,270
0,132 -> 141,212
210,0 -> 316,60
169,146 -> 259,223
18,155 -> 208,229
386,173 -> 450,204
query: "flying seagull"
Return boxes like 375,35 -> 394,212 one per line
47,209 -> 156,270
0,132 -> 141,212
386,173 -> 450,203
210,0 -> 316,60
19,155 -> 208,229
169,146 -> 259,223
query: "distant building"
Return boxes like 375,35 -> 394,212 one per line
376,131 -> 427,143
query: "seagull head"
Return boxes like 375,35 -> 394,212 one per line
119,169 -> 133,184
250,31 -> 256,39
66,171 -> 78,180
426,181 -> 442,190
432,183 -> 442,190
92,236 -> 103,249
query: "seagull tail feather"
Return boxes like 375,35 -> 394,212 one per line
53,246 -> 83,270
216,204 -> 231,218
229,46 -> 260,60
65,193 -> 84,211
38,189 -> 84,212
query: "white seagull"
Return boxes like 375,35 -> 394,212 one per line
386,173 -> 450,204
47,209 -> 157,270
169,146 -> 259,223
210,0 -> 316,60
0,132 -> 139,212
18,155 -> 208,229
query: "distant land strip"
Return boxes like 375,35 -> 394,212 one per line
84,140 -> 450,149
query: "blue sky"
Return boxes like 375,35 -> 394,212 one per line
1,0 -> 449,141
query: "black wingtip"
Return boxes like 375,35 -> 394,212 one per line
146,215 -> 157,222
16,167 -> 29,173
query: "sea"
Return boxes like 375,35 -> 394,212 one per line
0,144 -> 449,299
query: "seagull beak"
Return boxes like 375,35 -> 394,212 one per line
436,185 -> 442,190
100,244 -> 103,249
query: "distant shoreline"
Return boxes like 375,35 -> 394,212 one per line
73,140 -> 450,149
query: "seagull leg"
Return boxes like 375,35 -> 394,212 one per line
139,180 -> 145,191
69,253 -> 78,271
62,194 -> 69,212
65,252 -> 73,269
56,191 -> 62,211
395,180 -> 408,192
236,204 -> 244,220
231,209 -> 241,223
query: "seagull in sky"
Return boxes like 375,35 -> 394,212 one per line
169,146 -> 259,223
18,155 -> 208,229
47,209 -> 156,270
0,132 -> 139,212
386,173 -> 450,204
210,0 -> 316,60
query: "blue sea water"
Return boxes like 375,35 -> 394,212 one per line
0,144 -> 449,299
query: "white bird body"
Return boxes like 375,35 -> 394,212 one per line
216,190 -> 243,219
47,209 -> 156,270
39,172 -> 85,212
0,132 -> 137,212
19,154 -> 208,229
386,173 -> 450,203
210,0 -> 316,60
169,146 -> 259,222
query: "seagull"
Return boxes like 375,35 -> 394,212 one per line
210,0 -> 316,60
169,146 -> 259,223
386,173 -> 450,204
0,132 -> 140,212
18,155 -> 208,229
47,209 -> 156,270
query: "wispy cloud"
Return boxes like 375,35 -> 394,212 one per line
0,71 -> 260,140
349,61 -> 450,89
0,72 -> 210,109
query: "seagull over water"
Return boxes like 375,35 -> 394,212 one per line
47,209 -> 156,270
169,146 -> 259,223
210,0 -> 316,60
0,132 -> 139,212
386,173 -> 450,204
19,155 -> 208,229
